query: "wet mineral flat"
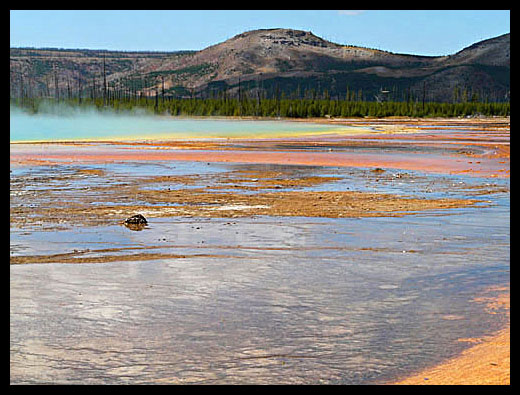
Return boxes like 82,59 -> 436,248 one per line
10,118 -> 510,384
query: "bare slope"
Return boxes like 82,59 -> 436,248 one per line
10,29 -> 510,102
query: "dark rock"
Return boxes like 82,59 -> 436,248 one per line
123,214 -> 147,231
124,214 -> 147,225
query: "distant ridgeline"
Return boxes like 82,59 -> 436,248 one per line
10,29 -> 510,117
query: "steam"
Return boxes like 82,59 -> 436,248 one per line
10,102 -> 176,142
10,101 -> 359,142
11,100 -> 152,119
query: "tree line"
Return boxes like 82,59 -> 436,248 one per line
10,94 -> 510,118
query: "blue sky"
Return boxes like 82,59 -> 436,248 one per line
10,10 -> 510,56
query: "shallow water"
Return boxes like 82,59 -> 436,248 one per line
10,158 -> 509,384
10,107 -> 365,142
10,216 -> 509,384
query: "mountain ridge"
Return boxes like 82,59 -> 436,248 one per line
10,28 -> 510,102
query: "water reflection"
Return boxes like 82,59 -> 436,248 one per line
123,223 -> 147,231
11,213 -> 509,384
10,160 -> 509,384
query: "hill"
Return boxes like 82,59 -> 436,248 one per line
10,29 -> 510,102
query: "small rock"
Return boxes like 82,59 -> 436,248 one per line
123,215 -> 148,231
124,214 -> 147,224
